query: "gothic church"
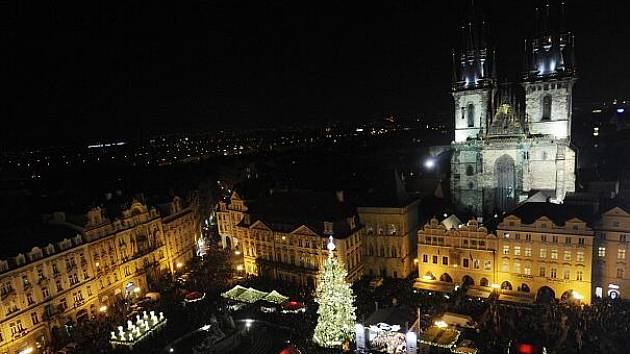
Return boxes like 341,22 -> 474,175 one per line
451,1 -> 576,216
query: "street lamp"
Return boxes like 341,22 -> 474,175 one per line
424,158 -> 435,169
99,305 -> 108,313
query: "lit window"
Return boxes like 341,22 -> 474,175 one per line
564,251 -> 571,261
598,247 -> 606,257
525,247 -> 532,257
550,267 -> 557,278
539,248 -> 547,258
524,264 -> 531,275
484,260 -> 492,270
576,270 -> 583,281
514,246 -> 521,256
577,251 -> 584,262
617,268 -> 624,279
551,249 -> 558,260
618,249 -> 626,260
539,267 -> 546,277
563,269 -> 570,280
503,246 -> 510,255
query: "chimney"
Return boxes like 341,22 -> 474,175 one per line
336,190 -> 345,203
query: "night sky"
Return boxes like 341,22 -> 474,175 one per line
5,0 -> 630,146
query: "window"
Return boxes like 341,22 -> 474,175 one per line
564,251 -> 572,261
617,268 -> 624,279
621,234 -> 628,243
525,247 -> 532,257
618,249 -> 626,260
541,235 -> 547,242
442,256 -> 449,266
484,260 -> 492,270
462,258 -> 470,268
578,238 -> 585,245
422,254 -> 428,263
576,270 -> 583,281
31,312 -> 39,325
565,237 -> 571,244
42,287 -> 49,299
467,103 -> 475,127
503,246 -> 510,255
466,165 -> 474,176
563,268 -> 570,280
26,293 -> 34,306
551,249 -> 558,260
577,251 -> 585,262
540,248 -> 547,258
514,246 -> 521,256
524,264 -> 531,275
525,234 -> 532,242
550,267 -> 557,278
59,297 -> 67,311
515,233 -> 521,241
502,260 -> 509,272
539,266 -> 546,277
552,236 -> 558,243
432,256 -> 438,264
87,286 -> 92,297
514,261 -> 521,273
56,279 -> 63,292
598,247 -> 606,257
473,259 -> 480,269
542,94 -> 552,120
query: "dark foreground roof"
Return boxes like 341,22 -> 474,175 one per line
364,305 -> 417,328
0,222 -> 79,259
243,190 -> 359,238
506,202 -> 596,226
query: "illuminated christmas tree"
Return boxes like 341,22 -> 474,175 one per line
313,236 -> 357,347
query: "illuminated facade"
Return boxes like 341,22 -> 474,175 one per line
358,199 -> 420,279
417,203 -> 595,304
592,206 -> 630,300
0,197 -> 198,354
496,204 -> 594,304
417,217 -> 498,288
224,190 -> 364,286
450,2 -> 576,216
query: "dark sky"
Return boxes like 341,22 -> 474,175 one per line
5,0 -> 630,146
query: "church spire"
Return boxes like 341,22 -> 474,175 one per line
524,0 -> 576,81
453,0 -> 495,91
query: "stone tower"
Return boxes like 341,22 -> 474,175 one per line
522,1 -> 576,139
452,0 -> 496,143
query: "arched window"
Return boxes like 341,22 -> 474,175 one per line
467,103 -> 476,127
542,95 -> 552,120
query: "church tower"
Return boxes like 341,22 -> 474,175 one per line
452,0 -> 496,143
522,1 -> 576,139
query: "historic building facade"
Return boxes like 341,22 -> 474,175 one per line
0,197 -> 198,354
220,190 -> 364,287
358,199 -> 421,279
592,206 -> 630,300
417,203 -> 596,304
450,3 -> 576,216
417,217 -> 498,289
495,204 -> 594,304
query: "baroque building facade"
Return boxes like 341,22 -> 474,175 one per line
358,198 -> 420,279
0,196 -> 198,354
450,2 -> 576,216
592,206 -> 630,300
222,190 -> 364,287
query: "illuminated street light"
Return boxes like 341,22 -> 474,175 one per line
99,305 -> 108,313
176,262 -> 183,268
234,249 -> 241,256
413,258 -> 419,264
424,158 -> 435,169
236,264 -> 244,271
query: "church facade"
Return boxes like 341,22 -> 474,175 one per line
450,2 -> 577,216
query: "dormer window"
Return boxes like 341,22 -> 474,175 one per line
15,254 -> 26,266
